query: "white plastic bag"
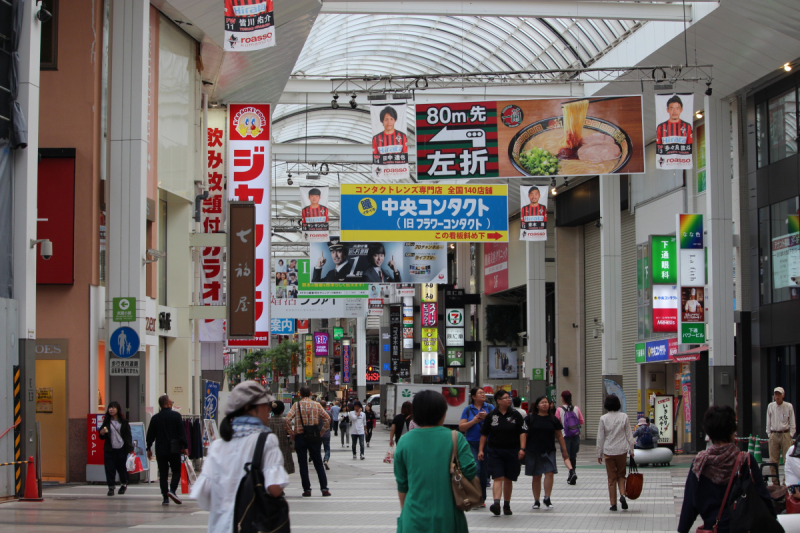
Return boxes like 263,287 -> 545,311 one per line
383,447 -> 395,464
183,455 -> 197,484
126,454 -> 137,473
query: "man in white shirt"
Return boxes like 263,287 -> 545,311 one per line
767,386 -> 796,485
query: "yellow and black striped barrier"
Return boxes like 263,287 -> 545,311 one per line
0,460 -> 29,467
13,365 -> 21,497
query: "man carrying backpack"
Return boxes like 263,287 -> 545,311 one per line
555,391 -> 584,485
634,418 -> 660,449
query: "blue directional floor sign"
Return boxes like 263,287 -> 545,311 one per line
110,326 -> 140,358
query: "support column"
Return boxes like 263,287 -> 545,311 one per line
13,0 -> 41,341
526,240 -> 547,399
12,0 -> 42,476
106,0 -> 148,413
600,176 -> 623,377
356,316 -> 366,400
704,95 -> 735,407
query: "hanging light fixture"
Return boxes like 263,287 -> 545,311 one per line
550,178 -> 558,196
349,94 -> 358,109
331,94 -> 339,109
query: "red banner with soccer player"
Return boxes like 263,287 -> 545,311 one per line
224,0 -> 275,52
227,104 -> 271,347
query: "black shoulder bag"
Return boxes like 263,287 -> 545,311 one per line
233,430 -> 291,533
730,453 -> 784,533
298,402 -> 321,446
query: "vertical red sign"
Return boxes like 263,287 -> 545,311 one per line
86,414 -> 104,465
227,104 -> 271,347
484,242 -> 509,295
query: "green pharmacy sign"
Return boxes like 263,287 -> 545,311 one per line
532,368 -> 545,381
651,236 -> 677,285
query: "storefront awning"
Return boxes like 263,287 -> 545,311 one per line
672,345 -> 708,363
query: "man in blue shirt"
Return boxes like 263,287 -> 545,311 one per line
330,401 -> 341,437
459,388 -> 492,505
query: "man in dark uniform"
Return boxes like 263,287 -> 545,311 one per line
312,238 -> 354,282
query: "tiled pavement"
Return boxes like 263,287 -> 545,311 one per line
0,427 -> 720,532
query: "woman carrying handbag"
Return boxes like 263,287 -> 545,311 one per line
596,395 -> 635,511
678,405 -> 779,533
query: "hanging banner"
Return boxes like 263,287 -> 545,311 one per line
390,306 -> 401,375
223,0 -> 275,52
416,96 -> 644,180
227,104 -> 271,348
655,93 -> 694,170
342,341 -> 351,384
299,186 -> 330,242
368,298 -> 384,316
371,103 -> 410,180
519,185 -> 548,241
340,183 -> 508,243
421,303 -> 437,327
309,241 -> 448,284
484,242 -> 508,295
488,346 -> 518,379
653,285 -> 678,333
681,287 -> 705,323
396,284 -> 415,297
314,332 -> 329,356
421,328 -> 438,376
204,381 -> 220,421
272,258 -> 367,316
201,108 -> 227,342
305,337 -> 313,379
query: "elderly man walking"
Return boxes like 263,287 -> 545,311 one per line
767,386 -> 796,485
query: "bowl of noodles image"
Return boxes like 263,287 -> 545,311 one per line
508,110 -> 633,177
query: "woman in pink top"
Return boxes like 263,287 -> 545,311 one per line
555,391 -> 584,485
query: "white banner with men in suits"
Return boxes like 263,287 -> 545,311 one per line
309,239 -> 447,284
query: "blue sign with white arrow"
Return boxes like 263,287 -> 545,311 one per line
110,327 -> 140,358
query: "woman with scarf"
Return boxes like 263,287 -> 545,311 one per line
677,405 -> 775,533
267,399 -> 295,475
191,381 -> 289,533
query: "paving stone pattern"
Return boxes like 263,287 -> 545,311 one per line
0,427 -> 732,532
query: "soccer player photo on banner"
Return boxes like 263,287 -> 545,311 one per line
223,0 -> 275,52
371,103 -> 409,180
299,186 -> 330,242
519,185 -> 548,241
655,93 -> 694,169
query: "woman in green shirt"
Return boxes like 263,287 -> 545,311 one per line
394,390 -> 477,533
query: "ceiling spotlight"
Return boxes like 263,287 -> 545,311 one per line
287,171 -> 292,178
287,178 -> 293,186
695,111 -> 703,119
320,163 -> 329,175
705,81 -> 713,96
550,178 -> 558,196
349,94 -> 358,109
784,62 -> 793,72
36,1 -> 52,22
331,94 -> 339,109
564,177 -> 569,188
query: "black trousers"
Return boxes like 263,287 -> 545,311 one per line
156,453 -> 182,497
294,435 -> 328,492
104,448 -> 129,488
332,420 -> 339,436
365,422 -> 373,443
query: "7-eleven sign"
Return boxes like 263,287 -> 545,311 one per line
446,308 -> 464,327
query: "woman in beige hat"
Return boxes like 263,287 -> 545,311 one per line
191,381 -> 289,532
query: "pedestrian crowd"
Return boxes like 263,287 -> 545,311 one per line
103,382 -> 795,533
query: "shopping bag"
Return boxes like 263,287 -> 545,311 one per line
126,454 -> 137,473
383,447 -> 395,464
180,456 -> 190,494
184,456 -> 197,484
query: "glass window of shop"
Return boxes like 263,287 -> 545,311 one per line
770,345 -> 798,411
758,87 -> 798,167
770,197 -> 800,303
760,207 -> 772,305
